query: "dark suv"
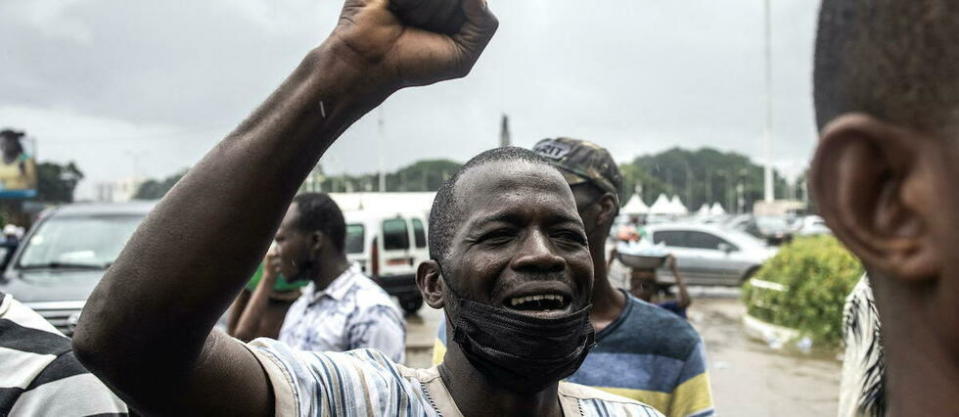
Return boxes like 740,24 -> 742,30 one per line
0,201 -> 154,336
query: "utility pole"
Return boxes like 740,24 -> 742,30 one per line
499,114 -> 511,147
762,0 -> 775,203
124,150 -> 149,180
377,107 -> 386,192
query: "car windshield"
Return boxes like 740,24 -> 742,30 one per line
18,214 -> 144,270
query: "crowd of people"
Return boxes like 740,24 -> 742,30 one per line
0,0 -> 957,415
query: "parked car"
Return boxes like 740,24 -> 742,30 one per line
794,215 -> 831,236
0,201 -> 155,336
644,223 -> 777,286
727,215 -> 794,245
344,210 -> 429,314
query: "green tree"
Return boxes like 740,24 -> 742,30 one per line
134,170 -> 187,199
317,159 -> 462,192
621,147 -> 789,213
37,161 -> 84,203
385,159 -> 461,191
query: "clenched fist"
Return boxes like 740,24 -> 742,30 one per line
327,0 -> 498,93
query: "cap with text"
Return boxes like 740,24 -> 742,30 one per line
533,137 -> 623,200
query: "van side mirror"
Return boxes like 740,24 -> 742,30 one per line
718,243 -> 733,254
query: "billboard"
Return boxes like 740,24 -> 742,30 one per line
0,130 -> 37,199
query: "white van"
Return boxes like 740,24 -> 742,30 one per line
344,210 -> 429,314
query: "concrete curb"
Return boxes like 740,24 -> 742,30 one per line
742,313 -> 800,346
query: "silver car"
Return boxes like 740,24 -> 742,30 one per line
644,223 -> 777,286
0,201 -> 154,335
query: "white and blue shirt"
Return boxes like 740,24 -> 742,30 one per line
0,293 -> 128,417
246,338 -> 665,417
279,264 -> 406,363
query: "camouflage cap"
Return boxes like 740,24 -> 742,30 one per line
533,137 -> 623,200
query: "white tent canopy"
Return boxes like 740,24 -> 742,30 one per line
710,202 -> 727,216
669,196 -> 689,215
621,194 -> 649,214
695,204 -> 711,217
649,194 -> 673,214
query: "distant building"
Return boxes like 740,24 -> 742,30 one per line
753,199 -> 806,217
96,177 -> 146,202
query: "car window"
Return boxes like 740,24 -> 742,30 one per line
345,224 -> 365,254
18,214 -> 144,269
382,218 -> 409,251
686,231 -> 736,251
412,218 -> 427,248
722,228 -> 768,248
653,230 -> 687,247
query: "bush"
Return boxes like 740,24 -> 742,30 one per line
741,235 -> 864,347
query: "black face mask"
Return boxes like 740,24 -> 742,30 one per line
441,265 -> 596,393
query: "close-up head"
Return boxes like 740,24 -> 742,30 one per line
417,147 -> 594,321
273,192 -> 347,283
533,138 -> 622,245
630,270 -> 659,302
812,0 -> 959,350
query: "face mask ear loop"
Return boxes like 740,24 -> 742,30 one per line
434,259 -> 466,301
433,259 -> 466,336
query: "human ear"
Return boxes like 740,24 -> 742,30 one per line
310,231 -> 326,252
596,193 -> 619,227
811,113 -> 940,281
416,260 -> 445,309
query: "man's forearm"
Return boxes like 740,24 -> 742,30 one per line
226,290 -> 251,335
74,44 -> 386,387
234,272 -> 281,342
672,269 -> 691,307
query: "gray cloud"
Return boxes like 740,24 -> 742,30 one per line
0,0 -> 820,198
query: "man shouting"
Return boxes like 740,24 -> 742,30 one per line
71,1 -> 662,416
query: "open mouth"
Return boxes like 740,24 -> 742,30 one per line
506,293 -> 571,313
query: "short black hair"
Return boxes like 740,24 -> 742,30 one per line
814,0 -> 959,133
428,147 -> 557,263
292,193 -> 346,253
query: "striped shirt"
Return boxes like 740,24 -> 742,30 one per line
0,292 -> 128,417
433,292 -> 715,417
279,264 -> 406,363
838,276 -> 886,417
246,338 -> 665,417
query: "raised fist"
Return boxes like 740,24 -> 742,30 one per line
390,0 -> 467,35
328,0 -> 498,92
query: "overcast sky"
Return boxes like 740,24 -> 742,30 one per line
1,0 -> 820,199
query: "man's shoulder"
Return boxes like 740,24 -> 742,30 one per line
559,382 -> 665,417
0,295 -> 128,415
1,294 -> 66,337
250,337 -> 403,377
604,297 -> 702,359
247,339 -> 437,416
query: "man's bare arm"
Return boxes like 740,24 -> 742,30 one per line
72,1 -> 497,416
227,290 -> 252,336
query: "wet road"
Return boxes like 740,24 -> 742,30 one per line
404,287 -> 841,417
689,289 -> 840,417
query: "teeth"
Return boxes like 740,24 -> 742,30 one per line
510,294 -> 565,306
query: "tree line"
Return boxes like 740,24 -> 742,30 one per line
133,148 -> 807,213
